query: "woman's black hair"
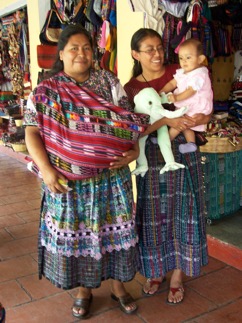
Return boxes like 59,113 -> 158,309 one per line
130,28 -> 163,78
48,24 -> 93,77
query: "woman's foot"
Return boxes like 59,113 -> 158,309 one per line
142,277 -> 166,296
72,287 -> 92,319
110,280 -> 137,314
167,269 -> 184,305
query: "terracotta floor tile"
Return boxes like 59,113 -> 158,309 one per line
0,205 -> 19,217
87,308 -> 143,322
26,198 -> 41,209
134,287 -> 216,323
186,267 -> 242,305
0,214 -> 25,229
30,252 -> 38,262
5,293 -> 74,323
0,184 -> 40,198
18,274 -> 64,300
0,280 -> 31,308
200,256 -> 227,274
0,228 -> 14,244
0,255 -> 37,283
194,299 -> 242,323
7,201 -> 40,213
0,236 -> 38,260
0,191 -> 40,204
5,221 -> 39,239
16,209 -> 39,223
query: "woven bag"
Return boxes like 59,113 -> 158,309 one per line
39,9 -> 63,45
37,44 -> 58,69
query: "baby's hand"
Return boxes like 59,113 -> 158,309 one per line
167,93 -> 176,103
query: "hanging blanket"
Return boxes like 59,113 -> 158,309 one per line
32,72 -> 148,179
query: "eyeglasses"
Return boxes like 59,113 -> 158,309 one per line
138,47 -> 164,56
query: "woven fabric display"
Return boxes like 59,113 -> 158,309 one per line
37,44 -> 58,69
31,72 -> 148,180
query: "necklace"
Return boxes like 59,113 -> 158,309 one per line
142,74 -> 152,87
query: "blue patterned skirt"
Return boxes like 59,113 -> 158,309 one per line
38,167 -> 139,289
136,135 -> 208,278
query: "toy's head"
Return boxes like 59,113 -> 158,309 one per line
134,88 -> 169,115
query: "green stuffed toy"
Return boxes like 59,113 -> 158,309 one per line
132,88 -> 188,177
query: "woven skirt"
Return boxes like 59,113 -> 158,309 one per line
38,167 -> 139,289
136,135 -> 208,278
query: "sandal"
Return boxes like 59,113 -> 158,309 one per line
72,294 -> 93,319
111,293 -> 137,314
166,286 -> 184,305
142,277 -> 166,296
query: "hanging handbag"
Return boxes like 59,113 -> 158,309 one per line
39,9 -> 63,45
37,44 -> 58,69
52,0 -> 87,25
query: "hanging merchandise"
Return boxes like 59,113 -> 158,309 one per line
85,0 -> 102,27
162,12 -> 180,64
37,8 -> 64,70
0,15 -> 15,40
37,44 -> 58,70
232,23 -> 242,51
101,0 -> 112,21
109,0 -> 117,27
39,9 -> 63,45
158,0 -> 189,19
210,22 -> 232,57
93,0 -> 102,18
127,0 -> 165,36
52,0 -> 87,25
8,24 -> 24,96
170,20 -> 191,54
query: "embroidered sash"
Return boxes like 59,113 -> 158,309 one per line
33,73 -> 148,179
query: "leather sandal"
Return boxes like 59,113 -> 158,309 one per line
111,293 -> 137,314
142,277 -> 166,296
72,294 -> 93,319
166,286 -> 184,305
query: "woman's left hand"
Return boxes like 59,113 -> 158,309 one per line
109,146 -> 139,169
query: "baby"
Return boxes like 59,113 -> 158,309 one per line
160,38 -> 213,153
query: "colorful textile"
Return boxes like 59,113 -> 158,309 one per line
38,167 -> 139,289
24,70 -> 148,180
128,0 -> 165,36
136,137 -> 208,278
124,65 -> 208,278
28,68 -> 140,290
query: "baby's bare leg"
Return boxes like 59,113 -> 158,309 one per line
169,127 -> 180,141
183,129 -> 195,143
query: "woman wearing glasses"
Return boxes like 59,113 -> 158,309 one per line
124,28 -> 209,304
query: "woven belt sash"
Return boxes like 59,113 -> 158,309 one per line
33,74 -> 148,179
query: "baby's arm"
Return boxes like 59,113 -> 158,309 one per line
168,86 -> 196,103
159,78 -> 177,94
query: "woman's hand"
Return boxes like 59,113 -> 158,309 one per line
191,113 -> 212,126
167,115 -> 196,132
142,115 -> 195,136
109,144 -> 139,169
41,166 -> 69,194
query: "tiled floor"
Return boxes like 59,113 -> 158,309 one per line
1,150 -> 242,323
